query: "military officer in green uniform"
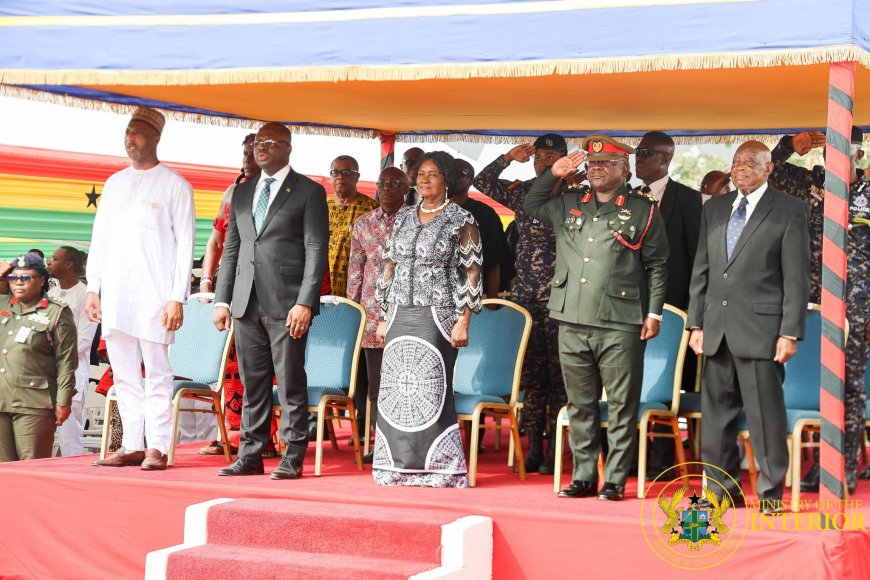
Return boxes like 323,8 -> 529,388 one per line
524,136 -> 669,501
0,253 -> 78,461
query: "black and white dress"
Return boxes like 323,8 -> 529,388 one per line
373,202 -> 483,487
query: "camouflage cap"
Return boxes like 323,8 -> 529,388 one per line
581,134 -> 635,160
533,133 -> 568,154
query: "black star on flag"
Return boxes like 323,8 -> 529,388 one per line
85,185 -> 101,208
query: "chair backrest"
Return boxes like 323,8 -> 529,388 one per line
304,296 -> 365,396
170,298 -> 232,385
783,308 -> 823,411
641,304 -> 688,413
453,299 -> 532,405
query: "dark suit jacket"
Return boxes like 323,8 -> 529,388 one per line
216,168 -> 329,319
658,178 -> 702,310
687,185 -> 810,360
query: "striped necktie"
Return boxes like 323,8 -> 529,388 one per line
254,177 -> 275,234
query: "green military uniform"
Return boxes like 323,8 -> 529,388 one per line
0,294 -> 78,461
524,138 -> 669,488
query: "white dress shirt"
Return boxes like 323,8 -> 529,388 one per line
646,174 -> 670,202
253,164 -> 291,213
731,183 -> 768,222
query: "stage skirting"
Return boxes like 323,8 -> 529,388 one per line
1,438 -> 869,579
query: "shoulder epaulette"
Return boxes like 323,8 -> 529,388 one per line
628,189 -> 657,204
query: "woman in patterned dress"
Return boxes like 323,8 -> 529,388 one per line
373,151 -> 483,488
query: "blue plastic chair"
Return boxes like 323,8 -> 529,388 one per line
453,299 -> 531,487
553,304 -> 689,497
271,296 -> 365,476
99,295 -> 233,466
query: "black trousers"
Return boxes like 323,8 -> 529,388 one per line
701,338 -> 788,500
234,285 -> 309,465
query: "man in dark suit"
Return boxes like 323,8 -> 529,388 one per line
634,131 -> 703,476
634,131 -> 702,311
688,141 -> 810,515
214,122 -> 329,480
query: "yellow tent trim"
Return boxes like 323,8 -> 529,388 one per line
1,45 -> 867,87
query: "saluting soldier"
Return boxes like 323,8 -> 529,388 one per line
0,253 -> 78,461
525,136 -> 669,501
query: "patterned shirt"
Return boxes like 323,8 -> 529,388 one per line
472,155 -> 564,303
327,193 -> 379,297
770,136 -> 870,305
376,203 -> 483,318
348,207 -> 398,348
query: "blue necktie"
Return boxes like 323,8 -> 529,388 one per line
726,196 -> 748,260
254,177 -> 275,234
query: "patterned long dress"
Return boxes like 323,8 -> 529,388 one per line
373,202 -> 483,487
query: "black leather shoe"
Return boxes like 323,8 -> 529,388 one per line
800,463 -> 820,493
759,498 -> 785,515
860,465 -> 870,480
558,480 -> 598,498
698,492 -> 745,509
218,457 -> 264,476
271,458 -> 303,480
597,482 -> 625,501
362,452 -> 373,465
847,471 -> 857,496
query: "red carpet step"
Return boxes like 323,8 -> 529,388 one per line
145,498 -> 492,579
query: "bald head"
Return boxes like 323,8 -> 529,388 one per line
377,166 -> 409,213
731,140 -> 772,194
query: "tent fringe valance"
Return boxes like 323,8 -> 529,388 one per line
5,84 -> 869,148
0,84 -> 378,139
0,46 -> 867,86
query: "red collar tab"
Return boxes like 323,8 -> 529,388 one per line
39,298 -> 49,308
581,193 -> 592,204
9,297 -> 18,305
615,195 -> 626,207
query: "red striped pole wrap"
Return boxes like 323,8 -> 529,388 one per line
820,61 -> 855,510
379,132 -> 396,171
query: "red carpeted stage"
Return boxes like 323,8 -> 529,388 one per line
1,428 -> 869,579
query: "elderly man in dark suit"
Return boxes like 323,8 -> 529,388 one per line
214,122 -> 329,480
688,141 -> 810,515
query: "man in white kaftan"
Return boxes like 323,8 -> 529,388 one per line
88,107 -> 195,471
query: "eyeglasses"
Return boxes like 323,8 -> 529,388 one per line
585,160 -> 621,168
330,169 -> 360,177
7,274 -> 35,284
635,148 -> 668,158
376,179 -> 407,188
251,139 -> 289,149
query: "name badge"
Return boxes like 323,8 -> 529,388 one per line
14,326 -> 31,343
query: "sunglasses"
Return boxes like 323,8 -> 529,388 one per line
376,179 -> 407,188
330,169 -> 360,177
251,139 -> 290,149
635,148 -> 668,158
7,274 -> 36,284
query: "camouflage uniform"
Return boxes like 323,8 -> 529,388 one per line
770,136 -> 870,481
472,156 -> 567,438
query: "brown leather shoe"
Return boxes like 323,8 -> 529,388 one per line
140,448 -> 168,471
92,448 -> 146,467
